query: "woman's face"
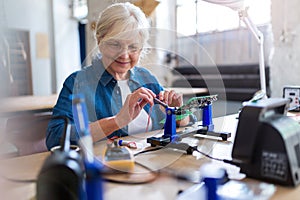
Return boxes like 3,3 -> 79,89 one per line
99,38 -> 143,79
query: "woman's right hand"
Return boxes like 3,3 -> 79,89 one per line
115,87 -> 156,128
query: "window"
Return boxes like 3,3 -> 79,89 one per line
176,0 -> 271,36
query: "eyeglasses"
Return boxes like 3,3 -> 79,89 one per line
102,40 -> 143,55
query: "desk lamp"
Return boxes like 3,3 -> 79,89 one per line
203,0 -> 268,98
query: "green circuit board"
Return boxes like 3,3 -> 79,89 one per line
159,94 -> 218,123
179,94 -> 218,111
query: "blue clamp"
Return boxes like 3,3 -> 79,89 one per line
202,103 -> 214,131
163,107 -> 177,141
85,160 -> 104,200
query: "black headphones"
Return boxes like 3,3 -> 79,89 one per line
36,117 -> 85,200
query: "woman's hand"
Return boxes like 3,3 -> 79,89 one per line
157,90 -> 183,107
115,87 -> 156,128
157,90 -> 190,126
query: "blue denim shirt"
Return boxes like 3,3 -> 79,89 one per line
46,56 -> 165,149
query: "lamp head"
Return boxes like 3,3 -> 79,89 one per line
203,0 -> 245,11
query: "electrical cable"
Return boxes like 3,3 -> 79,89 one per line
193,147 -> 224,162
134,143 -> 241,168
133,142 -> 240,167
100,146 -> 164,184
190,146 -> 241,167
3,144 -> 163,184
3,137 -> 240,185
2,146 -> 239,185
1,159 -> 160,185
102,161 -> 159,184
133,146 -> 163,157
288,104 -> 300,111
0,174 -> 36,183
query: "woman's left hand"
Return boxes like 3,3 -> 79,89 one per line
157,90 -> 190,126
157,90 -> 183,108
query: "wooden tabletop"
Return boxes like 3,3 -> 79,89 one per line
0,94 -> 58,115
0,115 -> 299,200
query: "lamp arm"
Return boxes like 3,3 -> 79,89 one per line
239,8 -> 267,96
258,34 -> 267,96
239,9 -> 262,43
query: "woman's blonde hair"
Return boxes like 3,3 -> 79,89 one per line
95,2 -> 150,46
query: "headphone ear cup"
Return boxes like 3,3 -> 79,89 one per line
37,167 -> 80,200
36,151 -> 84,200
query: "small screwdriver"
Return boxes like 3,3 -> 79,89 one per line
118,139 -> 137,149
154,97 -> 168,108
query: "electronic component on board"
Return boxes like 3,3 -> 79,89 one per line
283,86 -> 300,111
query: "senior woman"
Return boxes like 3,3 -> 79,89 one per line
46,2 -> 191,150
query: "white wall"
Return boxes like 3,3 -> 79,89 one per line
52,0 -> 81,92
4,0 -> 52,95
149,0 -> 177,87
2,0 -> 81,95
270,0 -> 300,98
86,0 -> 113,65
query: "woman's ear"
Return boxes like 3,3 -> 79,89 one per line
98,40 -> 105,53
97,36 -> 105,51
98,42 -> 103,52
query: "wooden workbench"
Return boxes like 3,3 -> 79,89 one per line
0,114 -> 299,200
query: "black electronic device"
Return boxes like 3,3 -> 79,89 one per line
36,117 -> 85,200
232,98 -> 300,186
